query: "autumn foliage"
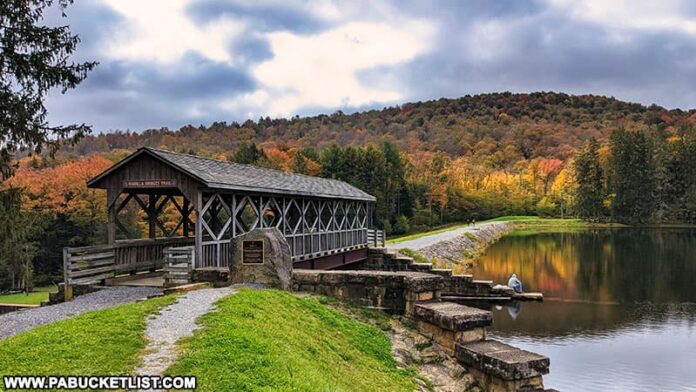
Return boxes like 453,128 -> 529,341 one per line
7,155 -> 112,222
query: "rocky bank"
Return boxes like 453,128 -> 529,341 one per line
415,222 -> 514,268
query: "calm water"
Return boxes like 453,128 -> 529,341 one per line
470,228 -> 696,392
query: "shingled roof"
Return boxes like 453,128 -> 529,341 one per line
88,147 -> 376,201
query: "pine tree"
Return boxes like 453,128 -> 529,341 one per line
608,129 -> 656,224
0,188 -> 39,291
573,139 -> 605,220
381,142 -> 406,219
232,142 -> 265,164
320,145 -> 344,179
1,0 -> 97,178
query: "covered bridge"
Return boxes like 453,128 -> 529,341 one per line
63,147 -> 385,292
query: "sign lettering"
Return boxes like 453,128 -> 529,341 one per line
242,240 -> 264,264
124,179 -> 177,188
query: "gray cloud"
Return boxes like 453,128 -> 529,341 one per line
44,0 -> 696,134
186,0 -> 327,33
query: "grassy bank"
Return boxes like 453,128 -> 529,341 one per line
386,222 -> 471,244
493,216 -> 626,236
388,216 -> 628,245
167,290 -> 414,391
0,286 -> 57,305
0,295 -> 176,386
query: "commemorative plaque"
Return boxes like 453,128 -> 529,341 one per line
242,240 -> 264,264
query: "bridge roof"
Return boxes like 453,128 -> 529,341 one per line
88,147 -> 376,201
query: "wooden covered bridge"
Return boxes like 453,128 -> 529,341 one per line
63,147 -> 385,293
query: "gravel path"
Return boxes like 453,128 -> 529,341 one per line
0,286 -> 163,340
134,286 -> 238,378
388,222 -> 502,250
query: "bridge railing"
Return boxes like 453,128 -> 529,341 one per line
63,237 -> 195,299
163,246 -> 195,287
368,229 -> 385,248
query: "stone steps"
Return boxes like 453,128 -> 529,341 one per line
413,301 -> 492,355
456,339 -> 549,392
412,299 -> 550,391
410,262 -> 433,272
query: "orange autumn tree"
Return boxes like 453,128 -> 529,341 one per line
262,147 -> 292,171
8,155 -> 113,230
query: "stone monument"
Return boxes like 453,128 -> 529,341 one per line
229,228 -> 293,290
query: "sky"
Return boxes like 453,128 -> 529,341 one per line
45,0 -> 696,133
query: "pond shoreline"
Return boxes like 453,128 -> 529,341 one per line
390,217 -> 672,269
415,222 -> 515,268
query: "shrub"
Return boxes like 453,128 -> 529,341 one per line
392,215 -> 410,235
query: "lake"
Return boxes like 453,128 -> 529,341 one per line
470,228 -> 696,392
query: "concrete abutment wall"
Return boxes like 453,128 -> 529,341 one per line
292,262 -> 551,392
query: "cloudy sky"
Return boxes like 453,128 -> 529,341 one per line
46,0 -> 696,133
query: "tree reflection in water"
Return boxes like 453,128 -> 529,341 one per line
463,228 -> 696,391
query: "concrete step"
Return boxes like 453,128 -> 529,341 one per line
471,279 -> 494,288
410,262 -> 433,271
429,268 -> 453,277
513,292 -> 544,301
414,301 -> 492,331
455,339 -> 550,381
451,273 -> 474,282
441,295 -> 512,303
491,284 -> 516,296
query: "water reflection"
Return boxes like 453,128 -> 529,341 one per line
467,228 -> 696,391
472,228 -> 696,304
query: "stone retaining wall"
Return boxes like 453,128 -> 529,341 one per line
417,222 -> 514,266
292,269 -> 443,315
359,248 -> 521,299
293,268 -> 551,391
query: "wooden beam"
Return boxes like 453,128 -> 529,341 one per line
195,190 -> 203,269
107,204 -> 116,245
183,198 -> 191,237
63,247 -> 73,301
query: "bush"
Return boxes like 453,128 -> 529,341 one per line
536,197 -> 558,217
380,219 -> 393,235
392,215 -> 410,235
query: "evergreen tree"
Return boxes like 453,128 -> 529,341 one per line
381,142 -> 406,219
573,138 -> 605,220
320,145 -> 344,179
1,0 -> 97,178
232,142 -> 265,165
608,129 -> 656,224
660,128 -> 696,223
0,188 -> 40,290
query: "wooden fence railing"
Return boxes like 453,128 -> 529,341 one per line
63,237 -> 194,300
368,229 -> 386,248
113,237 -> 195,272
163,246 -> 195,287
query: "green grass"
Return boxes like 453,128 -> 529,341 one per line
398,248 -> 430,264
485,215 -> 541,222
316,295 -> 394,332
0,286 -> 58,305
167,290 -> 415,392
0,294 -> 177,387
387,222 -> 471,244
388,216 -> 628,245
386,216 -> 550,244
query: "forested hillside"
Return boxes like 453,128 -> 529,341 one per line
64,92 -> 695,162
3,92 -> 696,290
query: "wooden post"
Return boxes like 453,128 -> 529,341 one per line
183,198 -> 190,237
107,204 -> 116,245
63,247 -> 73,301
195,191 -> 203,269
148,194 -> 159,239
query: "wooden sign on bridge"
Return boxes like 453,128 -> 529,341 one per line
124,179 -> 177,188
